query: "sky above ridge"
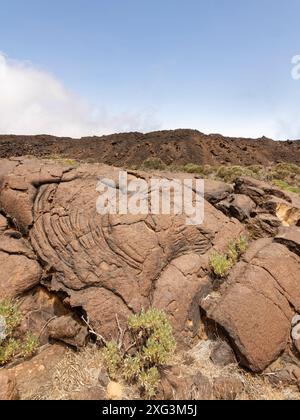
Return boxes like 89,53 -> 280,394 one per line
1,0 -> 300,139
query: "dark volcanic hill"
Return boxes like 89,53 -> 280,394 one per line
0,129 -> 299,166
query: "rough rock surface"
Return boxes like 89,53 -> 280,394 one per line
0,158 -> 244,346
0,370 -> 18,400
216,194 -> 256,222
1,130 -> 300,166
0,233 -> 42,299
158,366 -> 244,400
209,177 -> 300,238
47,315 -> 88,348
8,344 -> 67,399
201,238 -> 300,372
210,340 -> 237,367
0,156 -> 300,392
17,287 -> 71,345
275,226 -> 300,256
158,366 -> 213,400
235,177 -> 293,205
204,179 -> 233,204
235,177 -> 300,228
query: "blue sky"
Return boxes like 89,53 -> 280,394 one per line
0,0 -> 300,138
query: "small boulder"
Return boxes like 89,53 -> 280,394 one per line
48,314 -> 88,348
275,226 -> 300,256
98,367 -> 110,387
204,180 -> 233,204
235,177 -> 292,205
17,287 -> 70,346
210,340 -> 236,367
107,382 -> 123,400
0,235 -> 42,299
267,367 -> 298,387
247,213 -> 281,238
216,194 -> 256,222
202,240 -> 300,372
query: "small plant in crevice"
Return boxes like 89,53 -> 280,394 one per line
210,235 -> 249,279
0,299 -> 39,366
235,235 -> 249,254
101,309 -> 176,399
210,252 -> 233,279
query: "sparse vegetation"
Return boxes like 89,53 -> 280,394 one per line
21,332 -> 40,358
235,235 -> 249,254
102,308 -> 176,399
45,155 -> 78,166
272,179 -> 300,196
0,299 -> 22,337
141,157 -> 167,171
210,252 -> 233,278
182,163 -> 215,177
182,163 -> 205,174
216,165 -> 259,183
102,340 -> 122,381
210,235 -> 249,278
0,299 -> 39,365
140,161 -> 300,196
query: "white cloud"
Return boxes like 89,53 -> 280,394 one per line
0,53 -> 160,137
273,110 -> 300,140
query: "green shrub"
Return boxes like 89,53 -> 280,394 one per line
102,340 -> 122,381
21,332 -> 39,358
235,235 -> 249,254
264,164 -> 300,193
227,241 -> 238,264
273,163 -> 300,177
0,299 -> 21,337
0,338 -> 19,365
103,308 -> 176,399
141,158 -> 167,171
122,356 -> 142,382
139,367 -> 160,399
0,299 -> 39,365
272,179 -> 300,196
183,163 -> 205,175
210,252 -> 234,278
247,165 -> 263,175
216,166 -> 259,183
210,235 -> 249,278
182,163 -> 215,177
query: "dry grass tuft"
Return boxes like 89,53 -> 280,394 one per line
25,340 -> 300,400
185,340 -> 300,400
31,345 -> 139,400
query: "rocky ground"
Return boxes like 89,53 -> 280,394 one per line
0,129 -> 300,166
0,156 -> 300,400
